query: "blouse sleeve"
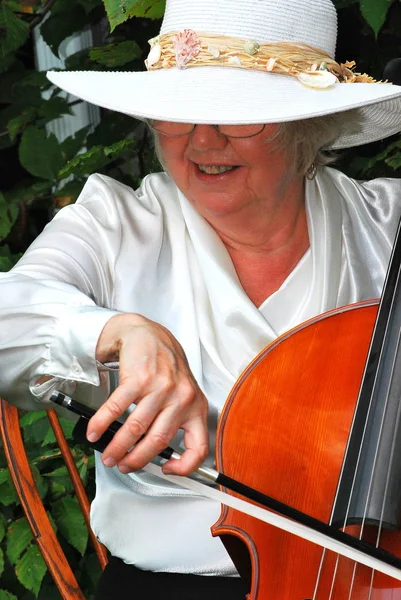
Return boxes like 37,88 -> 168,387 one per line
0,174 -> 124,410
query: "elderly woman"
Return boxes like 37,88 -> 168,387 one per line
1,0 -> 401,598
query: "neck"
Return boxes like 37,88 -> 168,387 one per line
206,178 -> 309,306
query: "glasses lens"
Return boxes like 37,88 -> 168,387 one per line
218,124 -> 265,138
148,120 -> 194,136
148,121 -> 265,138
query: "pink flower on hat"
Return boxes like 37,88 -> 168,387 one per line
174,29 -> 201,69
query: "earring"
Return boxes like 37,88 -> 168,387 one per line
305,163 -> 317,180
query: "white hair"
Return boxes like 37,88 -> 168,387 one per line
269,109 -> 362,175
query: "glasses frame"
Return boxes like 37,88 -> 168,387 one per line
146,121 -> 266,139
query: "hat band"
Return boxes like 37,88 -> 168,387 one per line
145,30 -> 383,89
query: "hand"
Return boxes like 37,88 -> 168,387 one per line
88,313 -> 209,476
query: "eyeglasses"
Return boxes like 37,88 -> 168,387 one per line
147,120 -> 265,139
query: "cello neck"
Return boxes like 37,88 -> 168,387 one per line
332,215 -> 401,530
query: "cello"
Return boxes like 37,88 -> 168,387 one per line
208,213 -> 401,597
60,216 -> 401,598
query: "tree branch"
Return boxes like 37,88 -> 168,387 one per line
29,0 -> 58,30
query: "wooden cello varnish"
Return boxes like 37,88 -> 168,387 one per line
212,300 -> 401,599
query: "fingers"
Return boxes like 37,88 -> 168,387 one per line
89,313 -> 210,476
87,370 -> 209,474
102,392 -> 173,467
117,403 -> 209,475
161,416 -> 209,476
86,383 -> 139,444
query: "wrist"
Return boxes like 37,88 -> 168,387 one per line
95,313 -> 146,363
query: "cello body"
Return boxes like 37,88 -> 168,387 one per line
212,299 -> 401,599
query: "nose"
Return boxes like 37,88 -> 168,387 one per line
189,124 -> 228,150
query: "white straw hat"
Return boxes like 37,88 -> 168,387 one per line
47,0 -> 401,149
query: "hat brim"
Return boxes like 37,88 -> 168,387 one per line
47,67 -> 401,149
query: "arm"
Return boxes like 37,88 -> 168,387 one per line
0,173 -> 209,474
0,174 -> 121,409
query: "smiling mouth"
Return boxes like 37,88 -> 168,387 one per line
197,164 -> 238,175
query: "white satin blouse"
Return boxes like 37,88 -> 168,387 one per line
0,167 -> 400,574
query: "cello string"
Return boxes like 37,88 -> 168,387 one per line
367,570 -> 375,600
331,326 -> 401,597
311,549 -> 326,600
142,461 -> 401,580
366,329 -> 401,596
343,281 -> 401,596
314,298 -> 401,597
352,318 -> 401,595
354,222 -> 401,546
319,384 -> 378,598
332,217 -> 401,548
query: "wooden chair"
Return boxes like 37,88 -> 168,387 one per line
0,398 -> 108,600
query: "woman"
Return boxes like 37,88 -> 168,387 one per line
1,0 -> 401,597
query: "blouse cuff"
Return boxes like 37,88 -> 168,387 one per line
46,306 -> 120,386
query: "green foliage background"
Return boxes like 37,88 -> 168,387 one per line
0,0 -> 400,597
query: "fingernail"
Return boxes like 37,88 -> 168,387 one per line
87,432 -> 99,442
103,457 -> 116,468
118,465 -> 130,474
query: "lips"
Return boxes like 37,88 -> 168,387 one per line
197,164 -> 238,174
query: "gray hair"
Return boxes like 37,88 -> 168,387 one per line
151,108 -> 362,177
268,109 -> 362,175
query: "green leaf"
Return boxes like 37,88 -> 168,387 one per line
20,411 -> 47,428
4,180 -> 53,207
0,547 -> 4,578
17,70 -> 50,90
89,40 -> 142,67
0,192 -> 19,241
64,48 -> 95,71
30,465 -> 49,499
42,465 -> 68,477
76,0 -> 103,13
37,96 -> 72,123
59,417 -> 76,439
87,111 -> 137,147
19,126 -> 64,180
5,1 -> 42,13
58,138 -> 136,179
54,180 -> 85,204
6,518 -> 32,564
59,125 -> 90,161
52,496 -> 88,555
0,513 -> 6,543
0,85 -> 43,128
7,107 -> 37,141
359,0 -> 392,37
49,480 -> 67,496
0,245 -> 21,272
386,153 -> 401,170
0,477 -> 17,505
0,6 -> 30,57
40,426 -> 57,446
15,544 -> 47,597
103,0 -> 165,31
0,590 -> 18,600
0,53 -> 15,75
23,415 -> 53,445
0,66 -> 28,103
78,458 -> 88,484
40,5 -> 93,56
80,551 -> 103,590
0,469 -> 10,486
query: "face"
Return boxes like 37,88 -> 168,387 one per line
157,124 -> 301,224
